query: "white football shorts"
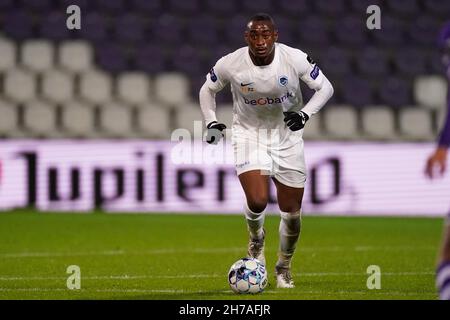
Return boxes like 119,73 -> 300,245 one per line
232,134 -> 307,188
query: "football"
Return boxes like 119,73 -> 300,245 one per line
228,258 -> 268,294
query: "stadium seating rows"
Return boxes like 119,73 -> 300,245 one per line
0,0 -> 448,140
0,35 -> 445,140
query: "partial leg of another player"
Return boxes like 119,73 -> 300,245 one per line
272,177 -> 304,288
436,215 -> 450,300
238,170 -> 270,265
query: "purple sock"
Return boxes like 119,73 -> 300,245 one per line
436,261 -> 450,300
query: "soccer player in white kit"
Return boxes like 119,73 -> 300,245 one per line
199,14 -> 334,288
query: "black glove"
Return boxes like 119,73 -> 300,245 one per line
206,121 -> 227,144
283,111 -> 309,131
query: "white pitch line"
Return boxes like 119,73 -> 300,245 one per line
353,246 -> 434,251
0,249 -> 242,258
0,271 -> 434,281
295,271 -> 434,276
0,274 -> 220,281
0,250 -> 127,258
0,287 -> 436,297
0,245 -> 436,259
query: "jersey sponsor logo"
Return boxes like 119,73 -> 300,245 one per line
240,82 -> 254,93
243,92 -> 294,106
310,65 -> 320,80
209,68 -> 217,82
278,76 -> 288,86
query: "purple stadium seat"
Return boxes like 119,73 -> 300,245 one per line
438,21 -> 450,50
394,48 -> 427,76
379,77 -> 411,107
57,0 -> 90,10
224,15 -> 248,48
94,0 -> 125,12
305,81 -> 338,105
320,47 -> 352,76
208,45 -> 235,66
315,0 -> 345,17
96,43 -> 129,73
0,0 -> 13,10
204,0 -> 237,15
3,10 -> 34,40
78,12 -> 109,42
191,76 -> 206,96
408,16 -> 441,46
192,73 -> 232,104
272,15 -> 296,47
27,0 -> 53,11
216,90 -> 233,104
38,12 -> 70,41
428,52 -> 445,74
357,47 -> 389,77
241,0 -> 273,14
152,14 -> 183,46
171,45 -> 203,77
130,0 -> 162,15
387,0 -> 419,17
334,15 -> 368,47
114,14 -> 146,44
341,76 -> 373,107
168,0 -> 200,15
187,15 -> 220,46
372,15 -> 405,47
191,76 -> 233,104
133,44 -> 166,74
349,0 -> 383,13
424,0 -> 450,17
301,83 -> 316,104
278,0 -> 309,17
298,15 -> 329,47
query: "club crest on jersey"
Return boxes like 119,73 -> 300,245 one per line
278,76 -> 288,86
209,68 -> 217,82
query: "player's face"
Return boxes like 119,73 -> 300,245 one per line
245,21 -> 278,59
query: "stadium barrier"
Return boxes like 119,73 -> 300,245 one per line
0,140 -> 448,216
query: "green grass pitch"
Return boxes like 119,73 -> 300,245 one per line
0,210 -> 444,300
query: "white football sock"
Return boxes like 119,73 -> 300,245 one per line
244,202 -> 265,240
276,209 -> 302,269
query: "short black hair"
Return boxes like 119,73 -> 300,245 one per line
247,13 -> 276,29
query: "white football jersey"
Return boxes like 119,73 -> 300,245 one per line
204,43 -> 327,148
